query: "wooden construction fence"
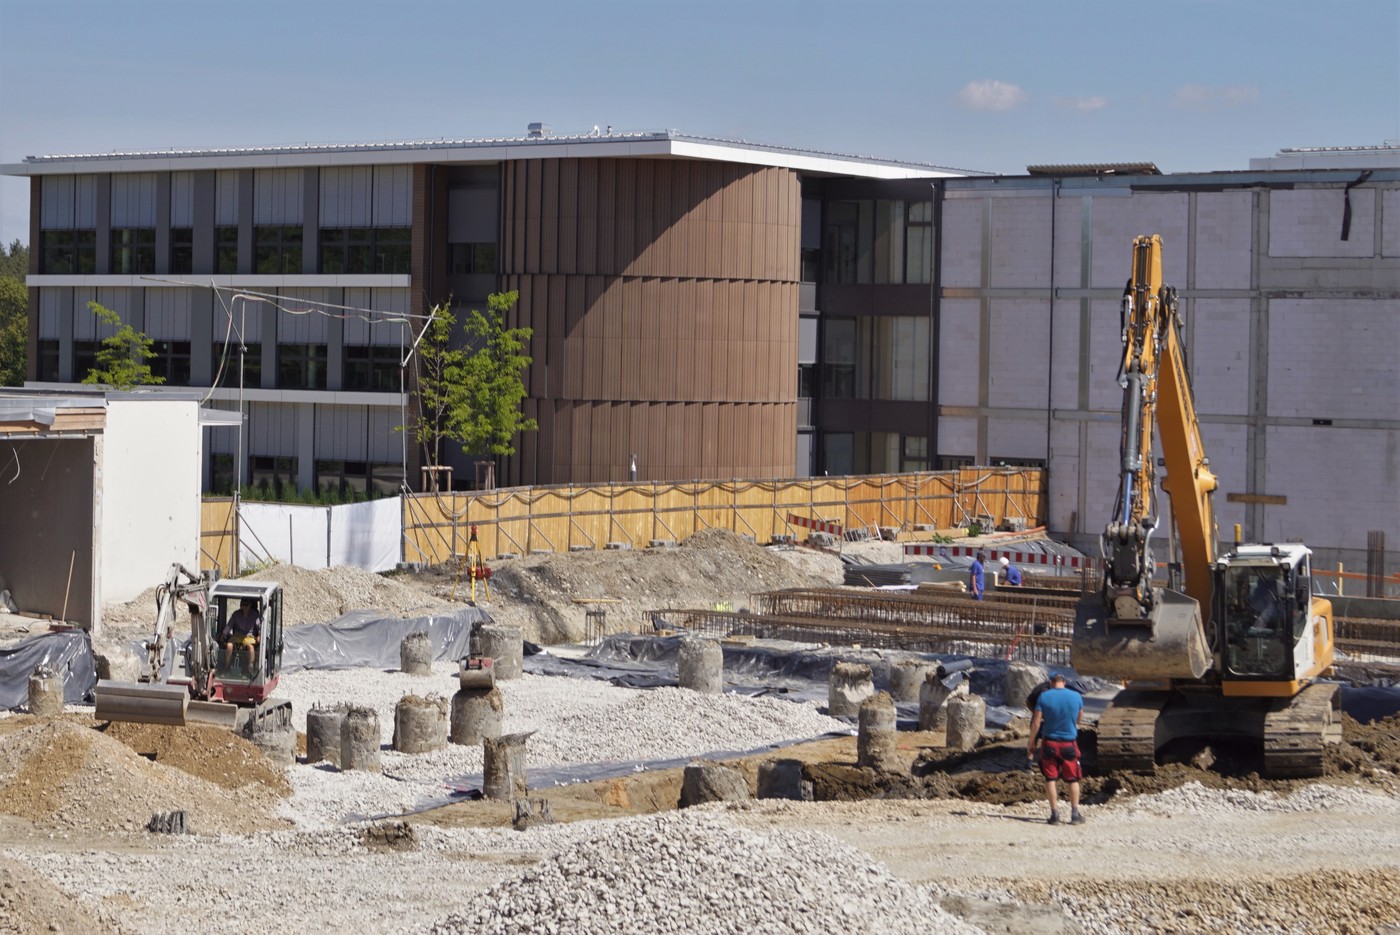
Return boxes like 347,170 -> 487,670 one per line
199,498 -> 238,575
402,467 -> 1046,565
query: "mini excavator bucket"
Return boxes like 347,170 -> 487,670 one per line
1072,587 -> 1212,681
458,657 -> 496,690
93,681 -> 190,725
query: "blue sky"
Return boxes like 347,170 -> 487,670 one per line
2,0 -> 1398,246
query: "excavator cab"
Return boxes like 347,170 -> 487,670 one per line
204,581 -> 284,689
1214,544 -> 1331,689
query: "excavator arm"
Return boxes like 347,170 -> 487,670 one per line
1074,235 -> 1214,681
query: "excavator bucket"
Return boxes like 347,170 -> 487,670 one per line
185,700 -> 242,729
94,680 -> 190,726
459,657 -> 496,690
1072,587 -> 1212,681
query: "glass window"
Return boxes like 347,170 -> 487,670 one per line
344,345 -> 401,392
906,201 -> 933,284
72,340 -> 100,382
450,242 -> 496,275
277,343 -> 328,389
822,318 -> 872,399
254,226 -> 303,274
902,436 -> 929,472
213,342 -> 261,388
216,226 -> 239,274
37,340 -> 59,381
823,432 -> 854,476
210,453 -> 235,494
800,247 -> 820,284
374,228 -> 411,274
249,455 -> 297,498
151,340 -> 191,386
937,454 -> 974,470
315,459 -> 400,499
874,201 -> 905,284
823,201 -> 870,284
872,317 -> 929,401
40,230 -> 96,274
171,228 -> 193,274
321,228 -> 407,274
111,228 -> 156,275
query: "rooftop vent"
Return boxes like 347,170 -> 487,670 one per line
527,122 -> 550,138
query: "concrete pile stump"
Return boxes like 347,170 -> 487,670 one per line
340,705 -> 383,772
918,672 -> 970,732
305,704 -> 346,767
679,761 -> 750,808
393,693 -> 449,753
450,685 -> 503,746
856,691 -> 900,771
399,631 -> 433,675
828,662 -> 875,718
889,660 -> 937,704
483,731 -> 533,801
1003,662 -> 1046,710
757,759 -> 813,801
477,623 -> 524,680
945,693 -> 987,752
27,665 -> 63,717
677,637 -> 723,695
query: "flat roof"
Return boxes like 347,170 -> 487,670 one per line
2,128 -> 989,181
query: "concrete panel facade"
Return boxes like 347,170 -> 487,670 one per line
1265,299 -> 1399,420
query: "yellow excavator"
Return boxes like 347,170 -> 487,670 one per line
1073,235 -> 1340,778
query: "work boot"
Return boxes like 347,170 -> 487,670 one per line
1047,810 -> 1061,825
1070,809 -> 1085,825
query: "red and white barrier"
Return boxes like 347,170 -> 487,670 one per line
786,513 -> 844,537
902,544 -> 1086,569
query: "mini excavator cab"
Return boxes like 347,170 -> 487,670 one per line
203,581 -> 284,696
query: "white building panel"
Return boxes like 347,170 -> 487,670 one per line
74,288 -> 134,339
101,399 -> 202,602
249,402 -> 298,456
109,173 -> 157,227
1049,298 -> 1080,407
936,416 -> 977,460
279,288 -> 333,343
1196,421 -> 1248,537
1384,189 -> 1400,257
1268,189 -> 1375,258
1081,420 -> 1123,531
215,171 -> 240,225
1089,193 -> 1188,288
144,288 -> 193,340
1187,299 -> 1250,417
38,289 -> 70,339
1192,191 -> 1253,289
987,414 -> 1047,462
987,298 -> 1049,408
315,404 -> 365,460
940,199 -> 983,288
254,168 -> 304,225
1045,420 -> 1081,533
342,287 -> 410,346
373,166 -> 412,226
74,175 -> 97,228
206,401 -> 240,455
1263,426 -> 1400,550
170,172 -> 194,227
988,195 -> 1051,288
1086,299 -> 1124,411
40,176 -> 73,229
212,294 -> 262,344
1051,197 -> 1084,285
937,299 -> 980,406
320,166 -> 373,227
1266,299 -> 1398,420
367,406 -> 405,462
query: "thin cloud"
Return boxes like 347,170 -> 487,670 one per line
956,80 -> 1026,112
1053,95 -> 1108,112
1172,84 -> 1260,111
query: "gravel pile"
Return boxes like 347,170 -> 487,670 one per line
429,808 -> 985,935
1122,780 -> 1400,817
276,666 -> 848,828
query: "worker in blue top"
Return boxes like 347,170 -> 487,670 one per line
999,556 -> 1023,586
969,550 -> 986,600
1027,672 -> 1085,825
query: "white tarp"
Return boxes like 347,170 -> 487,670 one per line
239,497 -> 401,572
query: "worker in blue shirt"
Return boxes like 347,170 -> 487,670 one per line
1027,672 -> 1085,825
969,551 -> 986,600
999,556 -> 1023,586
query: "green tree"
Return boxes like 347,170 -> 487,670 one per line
406,291 -> 538,488
80,301 -> 165,389
0,241 -> 28,386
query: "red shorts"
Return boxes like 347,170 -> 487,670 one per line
1039,739 -> 1082,782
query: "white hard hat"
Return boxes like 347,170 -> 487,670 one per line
999,556 -> 1010,566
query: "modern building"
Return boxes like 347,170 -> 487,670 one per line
5,133 -> 1398,569
3,130 -> 974,496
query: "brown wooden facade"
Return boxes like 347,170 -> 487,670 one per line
480,157 -> 802,485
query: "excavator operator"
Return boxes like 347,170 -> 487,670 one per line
221,598 -> 262,675
1247,573 -> 1285,635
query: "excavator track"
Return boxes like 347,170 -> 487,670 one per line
1093,690 -> 1164,774
1262,682 -> 1342,778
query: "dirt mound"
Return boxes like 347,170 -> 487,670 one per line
0,855 -> 121,935
244,563 -> 453,626
0,720 -> 287,834
472,528 -> 843,642
97,721 -> 292,796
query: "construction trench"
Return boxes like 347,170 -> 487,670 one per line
1,537 -> 1400,935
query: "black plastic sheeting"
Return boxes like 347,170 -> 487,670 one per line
0,631 -> 97,708
280,607 -> 493,672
